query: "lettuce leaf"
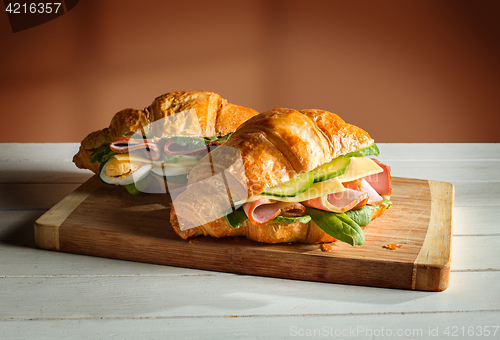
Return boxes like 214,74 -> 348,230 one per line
161,154 -> 183,163
166,136 -> 207,149
90,144 -> 118,164
212,132 -> 233,144
369,197 -> 393,210
382,197 -> 393,209
306,207 -> 365,246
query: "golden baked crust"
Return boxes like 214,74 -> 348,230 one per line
170,108 -> 378,244
72,91 -> 258,174
187,108 -> 374,197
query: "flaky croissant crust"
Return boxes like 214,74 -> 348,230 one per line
72,90 -> 258,174
171,108 -> 379,244
187,108 -> 374,197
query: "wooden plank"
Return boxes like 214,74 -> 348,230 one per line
3,159 -> 500,187
2,143 -> 498,162
0,143 -> 80,161
387,160 -> 500,182
0,244 -> 217,277
0,210 -> 41,244
377,143 -> 500,160
5,158 -> 500,184
453,206 -> 500,235
0,272 -> 497,319
2,311 -> 499,339
451,236 -> 500,271
453,182 -> 500,207
34,176 -> 453,291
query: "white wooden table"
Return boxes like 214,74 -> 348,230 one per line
1,143 -> 499,339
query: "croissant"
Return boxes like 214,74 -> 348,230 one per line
170,108 -> 392,244
73,90 -> 258,174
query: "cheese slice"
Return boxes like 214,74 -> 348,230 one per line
113,153 -> 151,163
112,153 -> 199,168
336,157 -> 383,183
246,176 -> 345,203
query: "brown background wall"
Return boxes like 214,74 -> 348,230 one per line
1,0 -> 499,143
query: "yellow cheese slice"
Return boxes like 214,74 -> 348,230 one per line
246,176 -> 345,203
113,153 -> 200,168
336,157 -> 383,182
112,153 -> 151,163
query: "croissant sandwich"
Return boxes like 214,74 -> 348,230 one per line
73,90 -> 258,194
170,108 -> 392,245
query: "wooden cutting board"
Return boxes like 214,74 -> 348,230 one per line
34,176 -> 454,291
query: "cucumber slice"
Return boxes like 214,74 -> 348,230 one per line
312,156 -> 350,182
345,143 -> 379,157
262,172 -> 314,197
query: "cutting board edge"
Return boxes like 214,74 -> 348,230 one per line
34,175 -> 101,251
412,180 -> 454,291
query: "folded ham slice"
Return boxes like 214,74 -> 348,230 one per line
243,199 -> 306,225
361,178 -> 384,205
110,138 -> 161,160
364,159 -> 391,195
302,189 -> 369,213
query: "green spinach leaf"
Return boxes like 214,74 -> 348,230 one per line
344,205 -> 373,227
306,207 -> 365,246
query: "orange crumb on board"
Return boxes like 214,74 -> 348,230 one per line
321,244 -> 334,252
383,244 -> 403,250
188,239 -> 199,245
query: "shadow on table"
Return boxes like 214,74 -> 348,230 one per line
0,210 -> 41,248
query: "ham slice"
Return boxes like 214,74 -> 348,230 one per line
364,159 -> 391,195
302,189 -> 369,213
361,179 -> 384,205
342,179 -> 367,209
243,199 -> 306,225
342,178 -> 363,191
110,138 -> 161,161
